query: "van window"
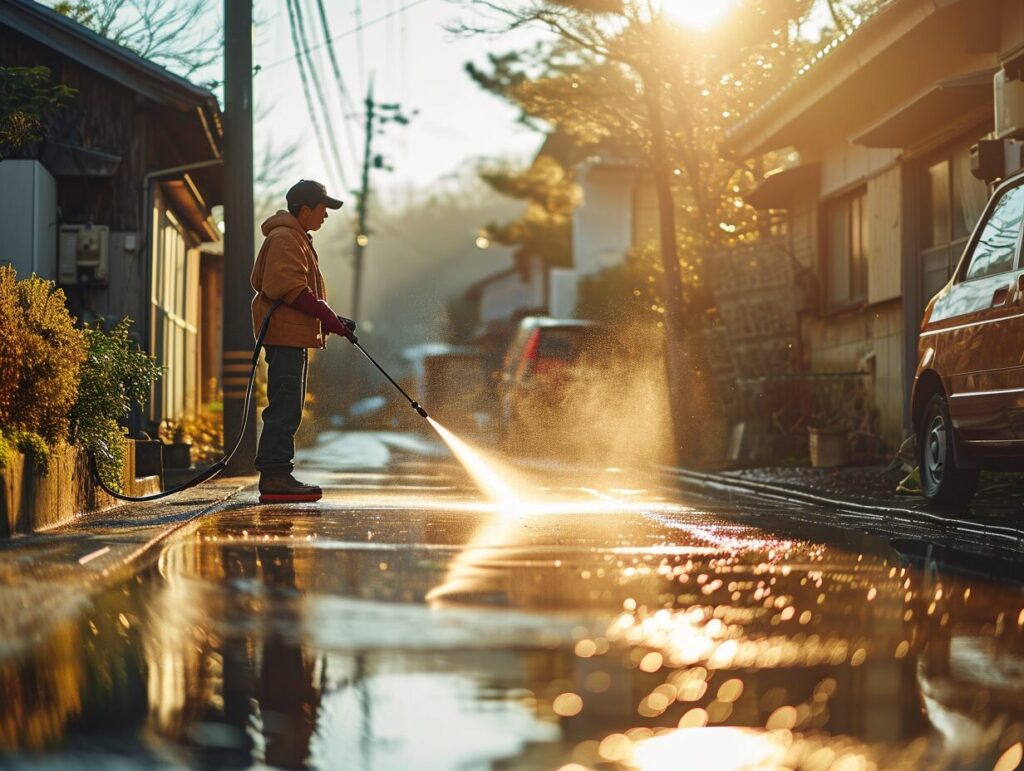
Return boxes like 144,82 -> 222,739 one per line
536,327 -> 604,361
964,184 -> 1024,280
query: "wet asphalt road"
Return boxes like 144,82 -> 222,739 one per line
2,431 -> 1024,770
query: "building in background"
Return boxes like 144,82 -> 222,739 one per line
725,0 -> 1024,449
0,0 -> 224,431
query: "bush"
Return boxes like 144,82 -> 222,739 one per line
0,66 -> 75,159
0,267 -> 86,445
0,267 -> 24,428
0,431 -> 12,470
71,318 -> 161,491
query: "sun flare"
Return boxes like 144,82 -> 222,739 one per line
660,0 -> 735,30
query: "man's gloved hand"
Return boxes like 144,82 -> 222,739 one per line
290,288 -> 356,342
336,315 -> 358,343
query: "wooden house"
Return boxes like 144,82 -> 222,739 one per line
0,0 -> 224,430
725,0 -> 1024,448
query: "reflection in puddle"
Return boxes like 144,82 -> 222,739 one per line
1,482 -> 1024,769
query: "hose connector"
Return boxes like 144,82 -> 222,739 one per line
411,401 -> 429,419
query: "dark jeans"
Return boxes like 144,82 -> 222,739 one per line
255,345 -> 308,474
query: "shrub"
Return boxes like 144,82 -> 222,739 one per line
11,430 -> 49,474
0,269 -> 86,445
71,318 -> 161,491
0,66 -> 76,159
0,431 -> 12,470
0,266 -> 24,428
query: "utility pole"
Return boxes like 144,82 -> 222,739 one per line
222,0 -> 256,475
351,78 -> 374,323
350,78 -> 413,323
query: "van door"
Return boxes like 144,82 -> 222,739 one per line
926,182 -> 1024,443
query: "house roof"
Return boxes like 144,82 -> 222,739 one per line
725,1 -> 891,151
851,68 -> 995,148
724,0 -> 999,156
0,0 -> 222,156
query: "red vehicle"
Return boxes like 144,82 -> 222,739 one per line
913,168 -> 1024,506
497,317 -> 610,455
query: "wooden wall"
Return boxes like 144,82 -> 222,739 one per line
801,300 -> 905,446
867,166 -> 902,304
786,170 -> 906,447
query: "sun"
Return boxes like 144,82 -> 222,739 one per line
660,0 -> 735,30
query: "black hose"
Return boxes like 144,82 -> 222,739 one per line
89,299 -> 284,502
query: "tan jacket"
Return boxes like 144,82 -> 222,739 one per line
250,211 -> 328,348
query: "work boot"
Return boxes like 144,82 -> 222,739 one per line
258,471 -> 322,503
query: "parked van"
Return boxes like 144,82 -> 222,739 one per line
912,169 -> 1024,506
497,317 -> 610,454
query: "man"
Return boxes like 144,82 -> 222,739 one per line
250,179 -> 355,503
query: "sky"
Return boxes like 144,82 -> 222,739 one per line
251,0 -> 546,206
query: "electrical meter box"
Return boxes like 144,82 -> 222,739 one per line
59,224 -> 110,285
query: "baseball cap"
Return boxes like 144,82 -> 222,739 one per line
286,179 -> 343,211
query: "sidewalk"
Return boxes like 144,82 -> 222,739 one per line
0,476 -> 250,658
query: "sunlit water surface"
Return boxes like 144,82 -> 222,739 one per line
1,456 -> 1024,770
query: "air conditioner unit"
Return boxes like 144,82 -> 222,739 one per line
58,224 -> 109,285
995,69 -> 1024,140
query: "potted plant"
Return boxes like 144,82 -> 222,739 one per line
161,418 -> 192,469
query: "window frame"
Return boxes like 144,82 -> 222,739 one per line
916,136 -> 994,292
953,176 -> 1024,286
822,185 -> 869,313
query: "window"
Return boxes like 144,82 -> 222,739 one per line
963,184 -> 1024,280
826,188 -> 868,307
919,140 -> 989,298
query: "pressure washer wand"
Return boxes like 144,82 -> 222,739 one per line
349,338 -> 429,419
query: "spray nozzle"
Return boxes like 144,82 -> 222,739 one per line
411,401 -> 429,419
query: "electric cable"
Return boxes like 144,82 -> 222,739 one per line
311,0 -> 363,184
354,0 -> 366,94
285,0 -> 348,192
292,0 -> 354,190
258,0 -> 431,74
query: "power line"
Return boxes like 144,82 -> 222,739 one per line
285,0 -> 341,191
258,0 -> 431,74
312,0 -> 362,191
291,0 -> 352,191
355,0 -> 367,93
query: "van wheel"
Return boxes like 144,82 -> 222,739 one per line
918,393 -> 979,508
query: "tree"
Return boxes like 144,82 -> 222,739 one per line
457,0 -> 823,463
477,153 -> 580,268
0,66 -> 75,160
52,0 -> 220,78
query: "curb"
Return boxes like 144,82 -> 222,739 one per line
661,465 -> 1024,552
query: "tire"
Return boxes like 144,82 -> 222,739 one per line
918,393 -> 980,508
